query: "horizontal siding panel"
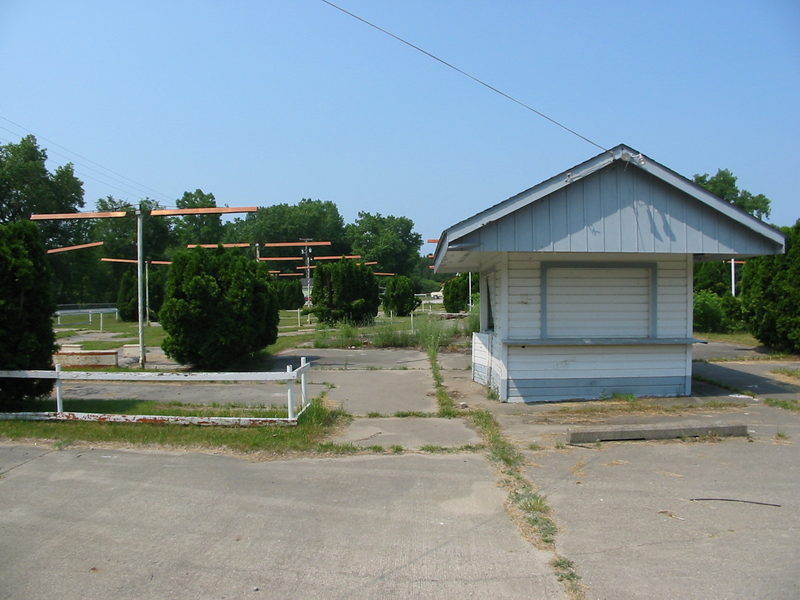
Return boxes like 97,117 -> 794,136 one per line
507,377 -> 686,402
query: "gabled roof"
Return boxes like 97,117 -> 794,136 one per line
434,144 -> 785,272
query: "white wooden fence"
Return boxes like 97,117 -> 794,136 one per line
0,358 -> 311,426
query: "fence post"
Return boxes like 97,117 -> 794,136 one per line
55,364 -> 63,412
286,364 -> 295,420
100,312 -> 104,332
300,357 -> 307,410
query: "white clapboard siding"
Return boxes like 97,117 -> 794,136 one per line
472,332 -> 491,385
508,345 -> 687,378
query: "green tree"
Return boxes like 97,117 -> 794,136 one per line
693,169 -> 771,220
346,212 -> 422,277
740,221 -> 800,353
274,278 -> 305,310
227,198 -> 349,261
311,260 -> 379,325
693,169 -> 773,295
443,273 -> 470,313
0,221 -> 56,407
159,248 -> 278,369
382,275 -> 420,316
92,196 -> 174,290
172,189 -> 223,248
116,270 -> 138,321
0,135 -> 100,303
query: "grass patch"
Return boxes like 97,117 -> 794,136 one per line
3,398 -> 289,418
765,398 -> 800,412
552,556 -> 583,598
772,368 -> 800,379
0,397 -> 349,454
390,444 -> 404,454
694,331 -> 759,346
393,410 -> 433,418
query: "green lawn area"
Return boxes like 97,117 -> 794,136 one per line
24,308 -> 465,452
0,398 -> 349,453
693,331 -> 760,346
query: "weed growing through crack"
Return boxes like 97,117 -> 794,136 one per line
390,444 -> 404,454
765,398 -> 800,412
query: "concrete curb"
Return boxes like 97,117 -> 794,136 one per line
567,422 -> 750,444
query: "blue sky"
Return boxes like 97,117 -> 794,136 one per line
1,0 -> 798,249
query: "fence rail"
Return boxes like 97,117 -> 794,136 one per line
0,358 -> 311,425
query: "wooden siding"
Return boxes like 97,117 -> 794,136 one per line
460,164 -> 777,257
472,333 -> 491,386
506,345 -> 689,402
477,253 -> 694,402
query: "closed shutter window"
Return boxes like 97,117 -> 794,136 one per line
545,266 -> 651,338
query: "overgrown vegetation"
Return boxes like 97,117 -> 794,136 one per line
764,398 -> 800,412
740,220 -> 800,354
0,397 -> 349,453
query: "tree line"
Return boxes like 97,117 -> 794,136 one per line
0,135 -> 443,311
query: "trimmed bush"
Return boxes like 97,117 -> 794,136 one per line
0,221 -> 56,407
274,278 -> 305,310
443,273 -> 472,313
159,248 -> 279,369
382,275 -> 420,316
310,260 -> 379,326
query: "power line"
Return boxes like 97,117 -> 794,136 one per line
320,0 -> 609,153
0,115 -> 174,203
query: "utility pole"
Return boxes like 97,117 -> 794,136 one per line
136,209 -> 146,368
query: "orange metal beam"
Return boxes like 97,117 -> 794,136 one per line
262,241 -> 331,247
427,239 -> 440,243
374,272 -> 396,276
258,256 -> 304,261
296,265 -> 317,270
313,255 -> 362,260
186,243 -> 251,248
101,257 -> 137,264
151,207 -> 258,216
278,273 -> 303,277
47,241 -> 105,254
31,211 -> 128,220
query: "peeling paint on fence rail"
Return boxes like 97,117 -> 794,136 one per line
0,358 -> 311,424
0,412 -> 295,426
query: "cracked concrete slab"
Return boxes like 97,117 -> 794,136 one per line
333,417 -> 482,449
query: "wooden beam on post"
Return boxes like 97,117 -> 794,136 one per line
47,241 -> 105,254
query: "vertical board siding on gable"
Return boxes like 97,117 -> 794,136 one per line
457,163 -> 778,256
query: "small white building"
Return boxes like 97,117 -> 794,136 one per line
433,144 -> 785,402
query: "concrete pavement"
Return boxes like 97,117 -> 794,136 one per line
0,448 -> 562,600
4,341 -> 800,599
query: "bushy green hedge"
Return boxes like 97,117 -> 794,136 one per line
274,278 -> 305,310
0,221 -> 56,407
310,260 -> 379,325
740,221 -> 800,353
693,290 -> 746,333
382,275 -> 420,316
443,273 -> 469,313
159,248 -> 278,369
